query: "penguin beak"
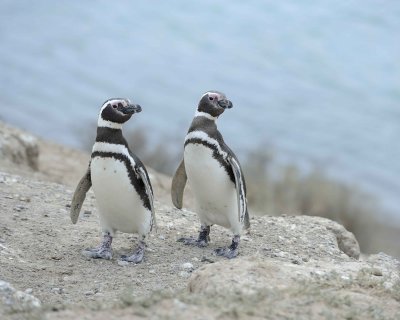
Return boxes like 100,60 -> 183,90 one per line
218,99 -> 233,109
123,104 -> 142,114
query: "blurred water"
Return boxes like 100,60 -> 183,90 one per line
0,0 -> 399,221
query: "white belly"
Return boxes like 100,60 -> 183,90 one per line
90,156 -> 151,236
184,143 -> 241,233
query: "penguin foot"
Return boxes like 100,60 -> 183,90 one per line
82,247 -> 113,260
214,235 -> 240,259
214,247 -> 238,259
119,241 -> 145,264
82,232 -> 113,260
177,237 -> 208,247
177,225 -> 210,247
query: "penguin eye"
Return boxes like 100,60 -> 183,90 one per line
112,105 -> 117,109
209,97 -> 214,101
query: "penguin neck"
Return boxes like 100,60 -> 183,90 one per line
194,110 -> 218,122
97,116 -> 123,130
96,126 -> 128,146
189,113 -> 218,136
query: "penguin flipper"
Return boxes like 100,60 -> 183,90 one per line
137,166 -> 157,232
171,159 -> 187,209
70,166 -> 92,224
227,156 -> 247,225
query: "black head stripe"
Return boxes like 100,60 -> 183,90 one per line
101,105 -> 129,123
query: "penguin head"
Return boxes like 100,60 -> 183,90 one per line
197,91 -> 233,118
98,98 -> 142,127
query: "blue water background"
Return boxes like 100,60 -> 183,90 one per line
0,0 -> 399,222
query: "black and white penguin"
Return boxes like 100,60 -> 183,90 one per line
171,91 -> 250,259
70,98 -> 156,263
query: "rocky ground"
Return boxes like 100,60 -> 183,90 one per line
0,121 -> 399,319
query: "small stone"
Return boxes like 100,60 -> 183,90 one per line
371,268 -> 383,276
276,251 -> 287,258
158,235 -> 165,240
201,256 -> 214,263
65,204 -> 71,208
181,262 -> 194,272
19,196 -> 30,202
149,269 -> 156,274
25,288 -> 33,294
84,291 -> 94,296
51,287 -> 62,294
83,210 -> 92,216
13,206 -> 25,212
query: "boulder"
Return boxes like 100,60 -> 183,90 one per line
0,121 -> 39,171
0,280 -> 41,315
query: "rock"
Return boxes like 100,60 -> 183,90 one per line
187,256 -> 400,318
315,217 -> 361,259
0,280 -> 41,314
0,121 -> 39,171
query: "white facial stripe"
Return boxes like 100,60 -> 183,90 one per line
200,91 -> 225,100
92,142 -> 136,166
97,117 -> 123,129
101,99 -> 127,109
194,111 -> 218,121
185,131 -> 228,160
200,92 -> 210,99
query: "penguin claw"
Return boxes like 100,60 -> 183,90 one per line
177,237 -> 208,247
214,247 -> 238,259
119,251 -> 144,264
82,247 -> 113,260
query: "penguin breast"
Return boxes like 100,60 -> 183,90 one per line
90,156 -> 151,234
184,143 -> 238,228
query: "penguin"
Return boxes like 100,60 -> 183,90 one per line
70,98 -> 156,263
171,90 -> 250,259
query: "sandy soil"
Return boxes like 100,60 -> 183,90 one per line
0,126 -> 399,319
